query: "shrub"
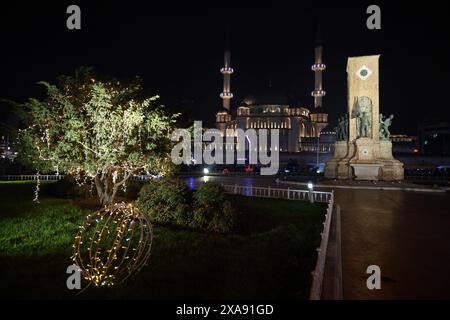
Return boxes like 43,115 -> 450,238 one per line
136,178 -> 192,225
209,200 -> 237,233
137,179 -> 238,233
192,182 -> 238,233
193,182 -> 226,209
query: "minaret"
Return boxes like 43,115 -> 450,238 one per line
219,35 -> 233,111
310,24 -> 328,139
311,45 -> 326,108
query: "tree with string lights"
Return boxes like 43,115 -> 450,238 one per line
15,67 -> 179,205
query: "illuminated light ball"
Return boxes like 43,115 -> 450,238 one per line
203,168 -> 209,175
71,202 -> 153,287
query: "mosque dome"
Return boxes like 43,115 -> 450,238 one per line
241,87 -> 300,107
310,105 -> 327,114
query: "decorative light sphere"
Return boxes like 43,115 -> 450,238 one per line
71,202 -> 153,287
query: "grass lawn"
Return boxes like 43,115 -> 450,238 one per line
0,181 -> 326,299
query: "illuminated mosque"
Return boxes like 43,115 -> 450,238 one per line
215,41 -> 335,153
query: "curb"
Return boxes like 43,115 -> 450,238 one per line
277,180 -> 447,193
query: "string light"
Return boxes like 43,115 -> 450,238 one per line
71,202 -> 153,288
33,171 -> 40,203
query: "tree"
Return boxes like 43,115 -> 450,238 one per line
15,67 -> 179,205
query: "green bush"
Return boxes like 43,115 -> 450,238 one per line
209,200 -> 237,233
193,182 -> 226,208
136,178 -> 192,225
137,179 -> 238,233
192,182 -> 238,233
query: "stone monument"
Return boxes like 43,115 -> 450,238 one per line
325,55 -> 404,181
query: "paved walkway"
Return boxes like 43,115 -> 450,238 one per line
335,188 -> 450,299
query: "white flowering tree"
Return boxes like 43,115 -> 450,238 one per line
16,68 -> 178,205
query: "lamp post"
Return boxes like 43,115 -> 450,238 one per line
307,182 -> 314,203
316,135 -> 320,170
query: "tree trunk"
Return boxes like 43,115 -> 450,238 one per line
94,171 -> 131,206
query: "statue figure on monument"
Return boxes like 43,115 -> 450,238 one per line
359,111 -> 371,138
353,96 -> 373,138
379,114 -> 394,140
335,115 -> 349,141
335,116 -> 343,140
342,114 -> 349,141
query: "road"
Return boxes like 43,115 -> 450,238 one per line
185,175 -> 450,299
335,188 -> 450,299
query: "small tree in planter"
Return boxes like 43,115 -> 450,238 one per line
14,67 -> 178,205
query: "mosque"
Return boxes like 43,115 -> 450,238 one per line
214,42 -> 335,154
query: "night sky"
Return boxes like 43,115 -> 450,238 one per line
0,1 -> 449,134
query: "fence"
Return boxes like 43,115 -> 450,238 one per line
0,174 -> 159,182
0,174 -> 65,181
309,191 -> 335,300
222,183 -> 335,299
221,184 -> 332,203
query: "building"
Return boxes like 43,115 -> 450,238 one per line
215,41 -> 332,153
390,134 -> 419,154
0,135 -> 18,161
418,121 -> 450,156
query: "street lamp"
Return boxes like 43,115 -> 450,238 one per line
203,168 -> 209,175
307,182 -> 314,203
316,136 -> 320,167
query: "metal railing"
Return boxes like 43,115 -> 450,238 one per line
0,174 -> 65,181
221,183 -> 335,299
221,184 -> 332,203
309,190 -> 335,300
0,174 -> 159,182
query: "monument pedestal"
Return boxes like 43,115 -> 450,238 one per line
378,141 -> 404,181
326,140 -> 404,181
348,138 -> 382,181
324,141 -> 349,179
336,142 -> 355,179
350,163 -> 383,180
380,160 -> 404,181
